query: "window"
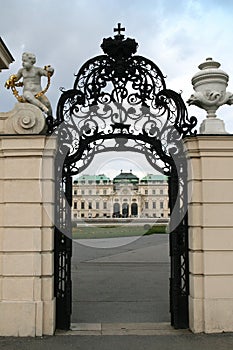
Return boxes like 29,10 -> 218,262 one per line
152,190 -> 156,195
103,189 -> 107,195
160,201 -> 164,209
74,190 -> 77,195
160,189 -> 163,195
103,202 -> 107,209
88,180 -> 93,184
81,201 -> 85,209
145,202 -> 149,209
96,202 -> 99,209
81,190 -> 85,195
74,213 -> 77,218
81,213 -> 85,218
88,202 -> 92,209
89,189 -> 92,195
73,202 -> 77,209
145,190 -> 148,195
153,202 -> 156,209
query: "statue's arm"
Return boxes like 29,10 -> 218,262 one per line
39,66 -> 54,77
13,68 -> 23,81
5,68 -> 23,89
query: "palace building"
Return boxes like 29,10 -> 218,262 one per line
72,171 -> 169,219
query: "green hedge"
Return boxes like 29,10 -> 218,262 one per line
144,225 -> 167,235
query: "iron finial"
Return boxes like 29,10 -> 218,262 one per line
114,23 -> 125,39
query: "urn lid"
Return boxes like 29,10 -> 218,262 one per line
198,57 -> 220,70
192,57 -> 229,85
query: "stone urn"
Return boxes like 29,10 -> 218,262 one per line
187,57 -> 233,134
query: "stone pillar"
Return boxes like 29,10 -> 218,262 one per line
184,135 -> 233,333
0,135 -> 56,336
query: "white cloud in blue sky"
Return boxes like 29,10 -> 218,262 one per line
1,0 -> 233,175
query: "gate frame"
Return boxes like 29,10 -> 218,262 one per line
51,25 -> 197,330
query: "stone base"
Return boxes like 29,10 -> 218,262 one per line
199,117 -> 228,134
0,299 -> 55,336
189,296 -> 233,334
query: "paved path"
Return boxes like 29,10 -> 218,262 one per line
72,234 -> 170,323
1,332 -> 233,349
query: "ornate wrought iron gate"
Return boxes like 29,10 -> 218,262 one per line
51,24 -> 197,330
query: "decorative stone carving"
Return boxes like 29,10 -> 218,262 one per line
2,103 -> 47,134
187,58 -> 233,134
5,52 -> 54,116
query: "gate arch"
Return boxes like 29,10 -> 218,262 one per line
52,25 -> 197,330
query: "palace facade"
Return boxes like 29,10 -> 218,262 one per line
72,171 -> 169,219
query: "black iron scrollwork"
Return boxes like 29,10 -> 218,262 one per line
53,25 -> 197,330
52,24 -> 196,176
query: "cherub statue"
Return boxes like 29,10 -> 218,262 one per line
5,52 -> 54,115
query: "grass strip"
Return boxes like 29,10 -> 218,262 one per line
72,224 -> 167,239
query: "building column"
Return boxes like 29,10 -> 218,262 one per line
0,135 -> 56,336
184,135 -> 233,333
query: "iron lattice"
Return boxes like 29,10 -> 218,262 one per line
51,24 -> 197,330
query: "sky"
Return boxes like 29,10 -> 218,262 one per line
1,0 -> 233,177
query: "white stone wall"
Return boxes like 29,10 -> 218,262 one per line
0,136 -> 56,336
185,135 -> 233,333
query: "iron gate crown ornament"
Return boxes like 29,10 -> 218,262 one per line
101,23 -> 138,60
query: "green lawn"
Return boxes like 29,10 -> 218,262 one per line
72,224 -> 167,239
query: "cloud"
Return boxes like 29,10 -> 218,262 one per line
1,0 -> 233,137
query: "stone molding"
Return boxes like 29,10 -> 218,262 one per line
0,37 -> 14,71
0,103 -> 46,135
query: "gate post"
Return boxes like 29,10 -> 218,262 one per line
184,135 -> 233,333
0,106 -> 56,336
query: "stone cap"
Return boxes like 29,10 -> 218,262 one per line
0,103 -> 47,134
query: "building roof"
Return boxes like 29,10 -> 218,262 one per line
0,37 -> 14,70
73,173 -> 167,184
140,174 -> 168,183
74,174 -> 110,183
113,171 -> 139,183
